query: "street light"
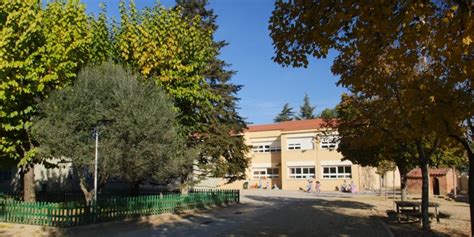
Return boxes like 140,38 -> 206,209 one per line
93,127 -> 99,203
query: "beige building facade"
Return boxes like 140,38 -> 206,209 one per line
219,119 -> 399,191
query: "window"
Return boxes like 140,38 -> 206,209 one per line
252,145 -> 270,153
251,142 -> 281,153
287,137 -> 313,150
288,143 -> 301,150
266,168 -> 279,178
289,166 -> 315,179
270,146 -> 282,152
252,168 -> 279,178
321,136 -> 338,149
322,165 -> 351,179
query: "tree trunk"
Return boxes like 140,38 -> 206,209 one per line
468,149 -> 473,237
379,175 -> 383,196
129,181 -> 140,196
79,178 -> 94,204
23,165 -> 36,202
398,165 -> 408,201
450,132 -> 473,236
417,142 -> 430,231
180,182 -> 189,195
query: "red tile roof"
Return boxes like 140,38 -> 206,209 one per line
407,168 -> 451,178
246,119 -> 335,132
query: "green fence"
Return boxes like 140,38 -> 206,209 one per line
0,189 -> 239,227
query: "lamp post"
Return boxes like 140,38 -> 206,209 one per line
94,128 -> 99,203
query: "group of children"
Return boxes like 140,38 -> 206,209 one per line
305,179 -> 321,193
305,179 -> 357,193
340,180 -> 357,193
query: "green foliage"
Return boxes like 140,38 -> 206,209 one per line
319,108 -> 338,120
89,6 -> 112,64
296,93 -> 315,120
32,62 -> 193,199
114,1 -> 217,133
176,0 -> 249,181
336,94 -> 416,171
376,161 -> 396,176
0,0 -> 102,167
274,103 -> 295,122
270,2 -> 472,229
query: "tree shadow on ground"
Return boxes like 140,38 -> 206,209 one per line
4,195 -> 463,237
83,195 -> 387,237
380,214 -> 469,237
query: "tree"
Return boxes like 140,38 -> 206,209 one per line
0,0 -> 102,201
32,62 -> 192,203
274,103 -> 295,122
175,0 -> 249,184
296,93 -> 315,120
114,1 -> 217,134
336,94 -> 418,201
319,108 -> 338,120
270,1 -> 472,231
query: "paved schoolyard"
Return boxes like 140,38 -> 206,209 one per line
65,189 -> 388,237
1,190 -> 469,236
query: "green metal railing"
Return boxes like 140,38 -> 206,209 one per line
0,189 -> 239,227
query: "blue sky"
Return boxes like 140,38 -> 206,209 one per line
81,0 -> 347,125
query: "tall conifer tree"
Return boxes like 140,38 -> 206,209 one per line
176,0 -> 249,182
297,93 -> 316,120
274,103 -> 295,122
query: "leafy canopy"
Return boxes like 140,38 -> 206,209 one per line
32,62 -> 193,198
319,107 -> 338,120
270,1 -> 472,230
0,0 -> 101,167
114,1 -> 217,132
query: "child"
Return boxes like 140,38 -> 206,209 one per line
306,179 -> 313,192
315,181 -> 321,193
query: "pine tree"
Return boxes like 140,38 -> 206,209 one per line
274,103 -> 295,122
297,93 -> 316,120
176,0 -> 249,182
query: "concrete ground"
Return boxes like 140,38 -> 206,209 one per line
0,190 -> 469,237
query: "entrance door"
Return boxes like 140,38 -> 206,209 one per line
433,177 -> 440,195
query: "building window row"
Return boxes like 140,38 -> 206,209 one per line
252,145 -> 281,153
251,136 -> 338,152
322,165 -> 352,179
289,166 -> 315,179
252,168 -> 279,178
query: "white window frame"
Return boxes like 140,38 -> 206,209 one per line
288,143 -> 301,150
252,145 -> 270,153
288,166 -> 315,179
252,168 -> 279,179
322,165 -> 352,179
252,144 -> 281,153
320,136 -> 338,150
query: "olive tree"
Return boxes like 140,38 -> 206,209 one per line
32,62 -> 194,203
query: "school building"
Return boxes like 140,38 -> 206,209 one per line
217,118 -> 399,191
